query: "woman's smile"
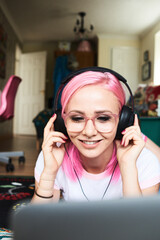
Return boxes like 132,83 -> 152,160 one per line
79,139 -> 102,148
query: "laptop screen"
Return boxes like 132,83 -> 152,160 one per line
11,195 -> 160,240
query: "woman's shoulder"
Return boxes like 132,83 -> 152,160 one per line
137,147 -> 160,189
137,147 -> 160,170
139,147 -> 158,159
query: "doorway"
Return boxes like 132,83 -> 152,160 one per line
14,48 -> 47,135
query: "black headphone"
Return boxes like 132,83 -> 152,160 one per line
53,66 -> 135,140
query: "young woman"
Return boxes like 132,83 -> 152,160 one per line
32,69 -> 160,203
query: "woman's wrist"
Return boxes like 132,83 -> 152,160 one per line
35,189 -> 53,199
35,184 -> 54,198
42,167 -> 58,177
40,170 -> 57,181
121,166 -> 138,183
141,133 -> 147,143
36,170 -> 57,197
120,164 -> 142,196
119,160 -> 137,175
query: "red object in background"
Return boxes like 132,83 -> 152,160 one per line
77,40 -> 92,52
148,102 -> 157,111
146,85 -> 160,102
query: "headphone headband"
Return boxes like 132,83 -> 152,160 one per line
54,66 -> 134,111
61,66 -> 127,85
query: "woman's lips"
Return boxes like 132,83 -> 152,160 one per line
79,139 -> 102,148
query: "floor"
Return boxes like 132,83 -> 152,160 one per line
0,135 -> 40,176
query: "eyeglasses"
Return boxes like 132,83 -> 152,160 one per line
64,111 -> 119,133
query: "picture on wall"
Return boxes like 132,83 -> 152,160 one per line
0,49 -> 6,78
142,61 -> 151,81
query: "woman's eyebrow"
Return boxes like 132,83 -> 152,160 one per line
68,110 -> 84,114
94,110 -> 114,114
67,110 -> 115,114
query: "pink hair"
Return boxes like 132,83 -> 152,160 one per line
61,71 -> 125,117
62,142 -> 120,182
61,71 -> 125,182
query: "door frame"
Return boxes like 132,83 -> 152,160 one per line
13,44 -> 22,135
13,47 -> 47,135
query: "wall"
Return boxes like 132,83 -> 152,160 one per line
97,34 -> 140,68
140,21 -> 160,84
0,6 -> 20,136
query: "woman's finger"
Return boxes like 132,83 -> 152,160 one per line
44,131 -> 68,144
121,130 -> 143,147
134,114 -> 139,126
122,126 -> 141,134
122,118 -> 141,135
121,127 -> 141,142
42,136 -> 66,149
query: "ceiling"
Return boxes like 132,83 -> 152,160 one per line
1,0 -> 160,43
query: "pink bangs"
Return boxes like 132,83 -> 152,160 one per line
61,71 -> 125,117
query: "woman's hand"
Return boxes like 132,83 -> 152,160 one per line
115,114 -> 145,168
42,114 -> 68,175
115,114 -> 145,196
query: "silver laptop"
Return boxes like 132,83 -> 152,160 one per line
11,195 -> 160,240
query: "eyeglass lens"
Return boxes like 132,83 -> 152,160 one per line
65,113 -> 117,133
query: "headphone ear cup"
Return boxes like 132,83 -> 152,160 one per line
54,109 -> 69,137
115,105 -> 135,140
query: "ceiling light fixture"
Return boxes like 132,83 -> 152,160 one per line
73,12 -> 94,39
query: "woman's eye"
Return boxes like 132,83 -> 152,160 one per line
97,115 -> 111,122
70,116 -> 84,122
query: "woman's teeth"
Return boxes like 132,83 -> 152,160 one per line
82,141 -> 99,145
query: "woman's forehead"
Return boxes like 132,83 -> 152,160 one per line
65,85 -> 120,114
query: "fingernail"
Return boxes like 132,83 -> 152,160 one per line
121,130 -> 126,134
52,113 -> 55,117
56,142 -> 62,148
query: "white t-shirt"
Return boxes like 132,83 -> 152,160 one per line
35,147 -> 160,201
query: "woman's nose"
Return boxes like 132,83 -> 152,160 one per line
82,119 -> 97,136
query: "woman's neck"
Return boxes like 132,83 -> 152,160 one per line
80,143 -> 114,174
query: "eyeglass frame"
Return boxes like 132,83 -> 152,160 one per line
63,111 -> 119,133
